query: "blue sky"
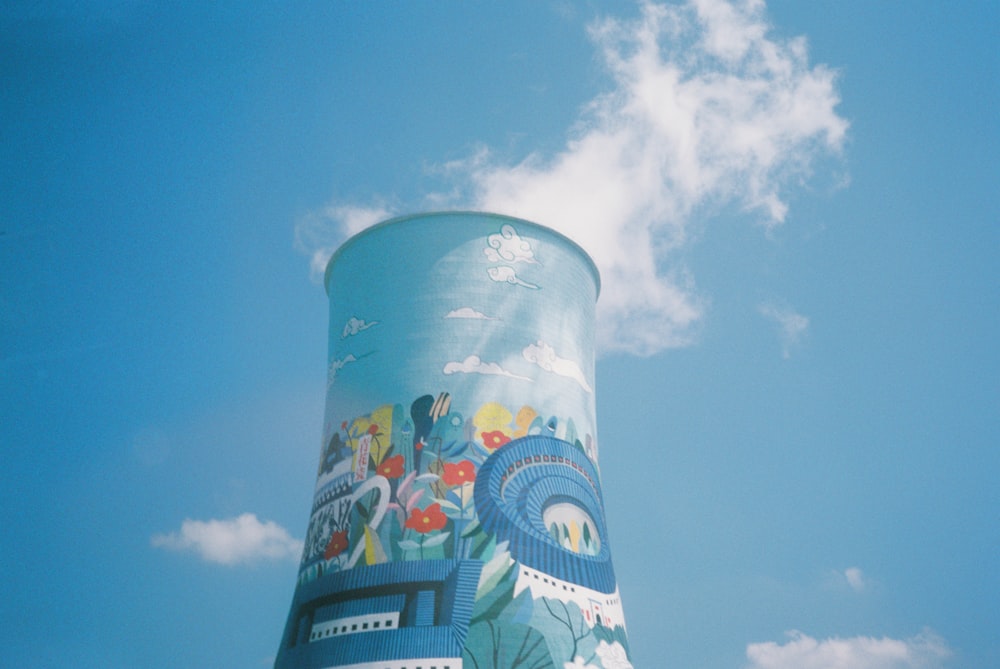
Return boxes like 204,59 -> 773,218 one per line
1,1 -> 997,668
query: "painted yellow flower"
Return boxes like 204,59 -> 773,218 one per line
472,401 -> 513,435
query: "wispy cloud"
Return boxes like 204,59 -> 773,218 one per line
151,513 -> 302,565
759,302 -> 809,358
297,0 -> 847,355
294,204 -> 392,281
745,629 -> 951,669
822,565 -> 872,593
843,566 -> 867,592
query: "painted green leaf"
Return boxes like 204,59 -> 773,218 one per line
436,499 -> 462,513
461,518 -> 481,537
420,531 -> 452,548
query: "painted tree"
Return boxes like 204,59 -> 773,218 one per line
464,620 -> 554,669
535,598 -> 594,662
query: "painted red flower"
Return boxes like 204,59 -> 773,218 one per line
481,430 -> 511,450
340,421 -> 348,431
377,454 -> 405,479
405,503 -> 447,533
323,530 -> 348,560
367,424 -> 380,436
442,459 -> 476,486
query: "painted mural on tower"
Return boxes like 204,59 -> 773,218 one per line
275,214 -> 633,669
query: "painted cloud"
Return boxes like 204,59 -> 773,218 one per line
445,307 -> 497,320
522,341 -> 593,393
487,265 -> 539,289
594,641 -> 633,669
342,316 -> 378,338
484,224 -> 537,264
327,354 -> 357,386
443,355 -> 532,381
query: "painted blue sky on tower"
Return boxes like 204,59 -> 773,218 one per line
322,215 -> 599,445
2,1 -> 998,668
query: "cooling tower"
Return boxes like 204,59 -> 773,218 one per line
275,212 -> 633,669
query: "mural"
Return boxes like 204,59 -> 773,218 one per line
276,213 -> 631,669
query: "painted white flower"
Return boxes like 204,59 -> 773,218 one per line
594,641 -> 633,669
564,657 -> 598,669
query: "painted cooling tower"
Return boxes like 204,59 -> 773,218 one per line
275,212 -> 633,669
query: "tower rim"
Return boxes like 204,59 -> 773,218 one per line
323,210 -> 601,299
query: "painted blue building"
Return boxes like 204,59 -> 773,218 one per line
276,212 -> 632,669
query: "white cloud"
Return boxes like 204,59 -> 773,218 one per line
844,566 -> 866,592
445,307 -> 497,320
745,630 -> 951,669
453,0 -> 846,355
294,204 -> 393,282
759,302 -> 809,358
443,354 -> 533,381
151,513 -> 302,565
298,0 -> 847,356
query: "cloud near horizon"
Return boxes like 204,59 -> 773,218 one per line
297,0 -> 847,355
151,513 -> 302,566
744,629 -> 951,669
